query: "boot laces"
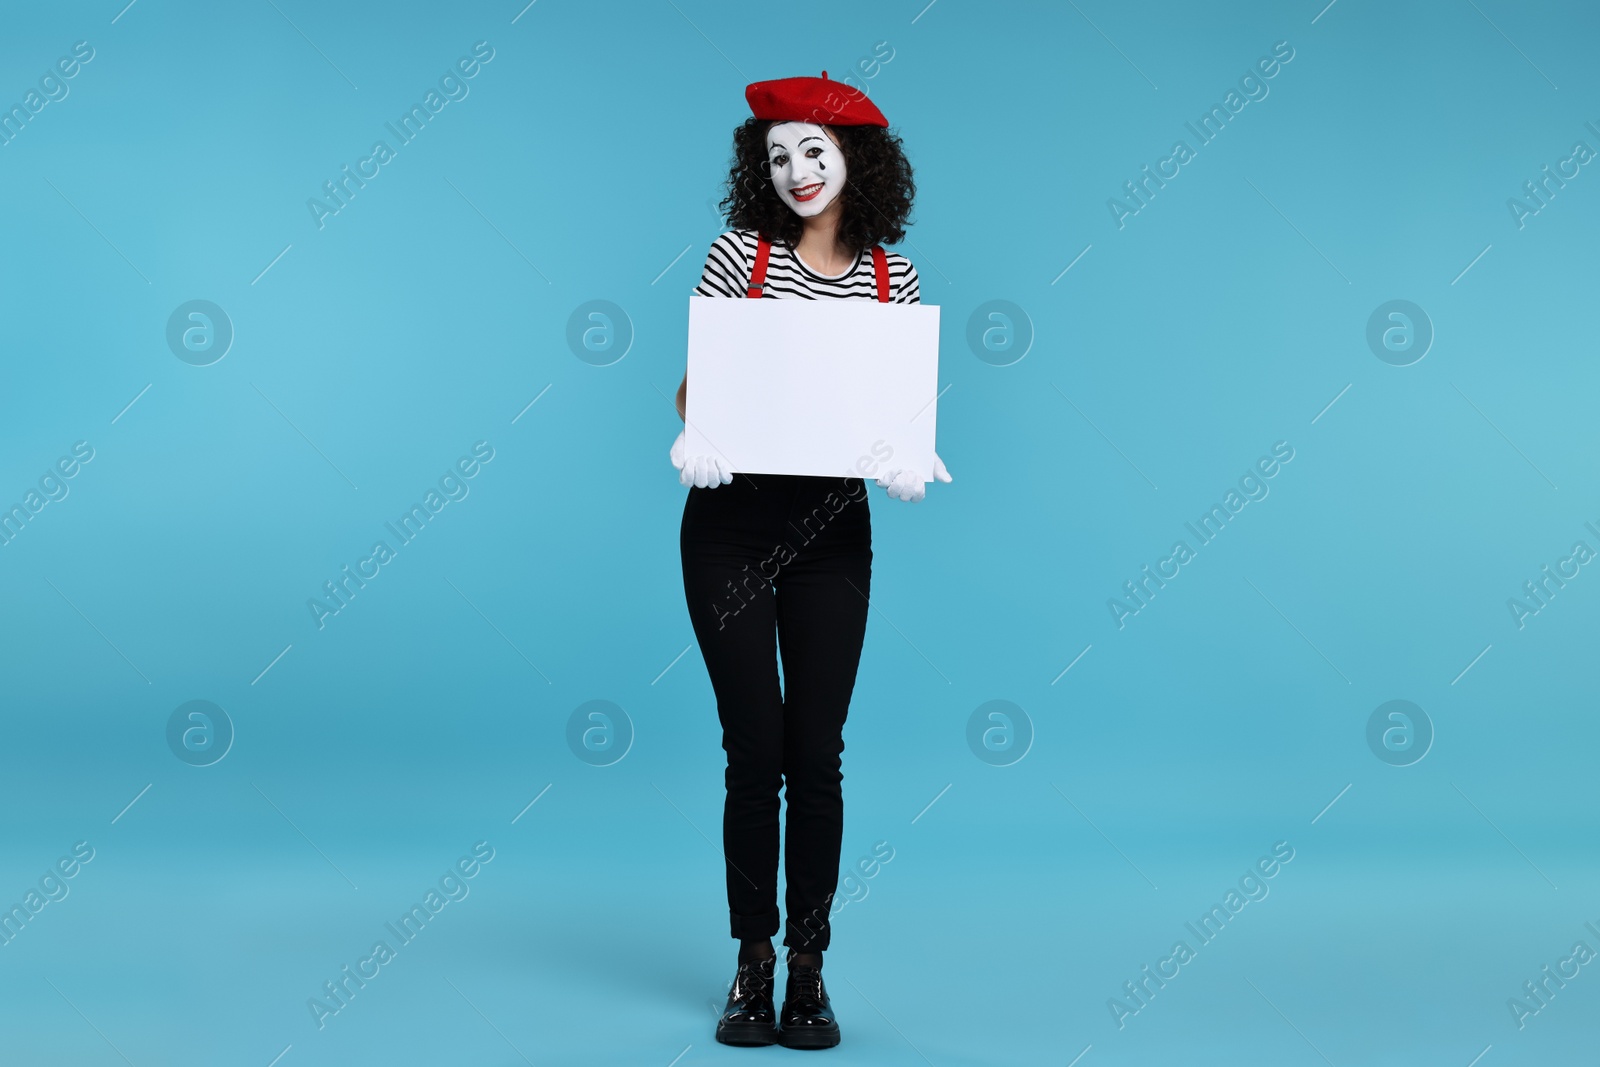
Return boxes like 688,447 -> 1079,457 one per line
734,959 -> 773,999
789,965 -> 824,1003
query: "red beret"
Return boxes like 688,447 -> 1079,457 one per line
744,70 -> 888,128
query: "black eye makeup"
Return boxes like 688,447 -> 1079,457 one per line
766,145 -> 825,171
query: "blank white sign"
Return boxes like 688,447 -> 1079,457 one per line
684,296 -> 941,480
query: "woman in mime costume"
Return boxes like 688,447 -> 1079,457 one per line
670,70 -> 950,1049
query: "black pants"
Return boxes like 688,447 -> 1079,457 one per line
680,472 -> 872,952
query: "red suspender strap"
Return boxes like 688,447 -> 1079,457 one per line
750,237 -> 889,300
747,237 -> 772,297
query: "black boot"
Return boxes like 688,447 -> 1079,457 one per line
777,954 -> 840,1049
715,954 -> 778,1046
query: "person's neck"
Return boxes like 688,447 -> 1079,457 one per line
792,205 -> 853,276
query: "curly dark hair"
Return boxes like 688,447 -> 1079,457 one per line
717,116 -> 915,254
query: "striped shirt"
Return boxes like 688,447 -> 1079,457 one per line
693,228 -> 921,303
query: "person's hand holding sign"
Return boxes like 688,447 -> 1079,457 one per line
876,452 -> 951,503
670,429 -> 733,488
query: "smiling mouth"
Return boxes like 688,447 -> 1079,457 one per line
790,182 -> 825,202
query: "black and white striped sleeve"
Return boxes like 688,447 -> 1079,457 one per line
894,259 -> 921,304
693,231 -> 748,298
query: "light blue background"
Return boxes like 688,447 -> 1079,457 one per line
1,1 -> 1597,1064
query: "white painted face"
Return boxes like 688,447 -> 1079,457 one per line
764,121 -> 847,217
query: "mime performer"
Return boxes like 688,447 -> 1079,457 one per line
670,70 -> 950,1050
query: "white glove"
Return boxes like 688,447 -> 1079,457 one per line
876,452 -> 952,503
670,429 -> 733,488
